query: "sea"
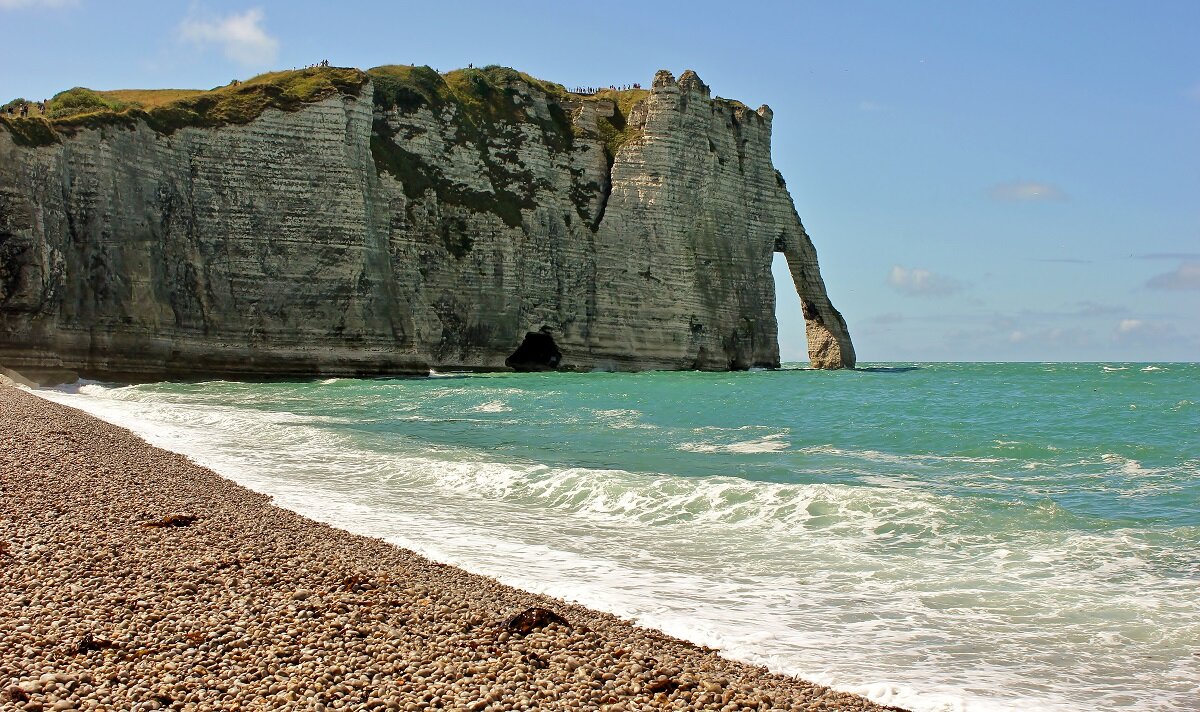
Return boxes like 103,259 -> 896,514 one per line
35,362 -> 1199,712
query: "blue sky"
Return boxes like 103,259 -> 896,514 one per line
4,0 -> 1197,362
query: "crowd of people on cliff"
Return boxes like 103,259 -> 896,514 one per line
571,83 -> 641,95
3,100 -> 48,117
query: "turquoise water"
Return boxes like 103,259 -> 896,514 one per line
39,363 -> 1200,711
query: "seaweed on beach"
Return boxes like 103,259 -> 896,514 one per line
75,632 -> 116,654
141,513 -> 199,528
341,574 -> 372,592
504,606 -> 569,635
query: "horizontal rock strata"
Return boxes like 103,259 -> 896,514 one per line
0,66 -> 855,380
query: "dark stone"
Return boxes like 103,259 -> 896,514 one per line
504,607 -> 569,634
504,330 -> 562,372
75,632 -> 115,654
4,685 -> 28,702
141,513 -> 199,528
645,678 -> 680,694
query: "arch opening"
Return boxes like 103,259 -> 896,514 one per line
772,252 -> 808,365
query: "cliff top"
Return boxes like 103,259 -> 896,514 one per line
0,65 -> 749,151
0,66 -> 367,146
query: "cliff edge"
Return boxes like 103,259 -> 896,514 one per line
0,65 -> 855,381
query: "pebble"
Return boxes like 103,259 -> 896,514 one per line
0,385 -> 898,712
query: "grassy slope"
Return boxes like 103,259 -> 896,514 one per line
0,64 -> 657,233
365,65 -> 657,230
0,67 -> 368,146
366,65 -> 581,230
591,87 -> 651,160
1,64 -> 655,157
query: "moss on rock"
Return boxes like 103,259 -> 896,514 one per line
590,88 -> 650,163
0,67 -> 368,147
368,65 -> 581,231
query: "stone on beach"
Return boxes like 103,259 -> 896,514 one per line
0,384 -> 900,711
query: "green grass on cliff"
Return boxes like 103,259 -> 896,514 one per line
1,63 -> 656,237
368,64 -> 575,146
591,87 -> 650,161
368,65 -> 588,230
367,64 -> 651,161
0,67 -> 368,146
1,63 -> 653,159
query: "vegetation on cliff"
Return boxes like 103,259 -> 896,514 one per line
367,65 -> 651,231
2,62 -> 654,158
591,87 -> 650,162
367,65 -> 559,230
366,64 -> 651,161
1,63 -> 655,235
0,67 -> 367,147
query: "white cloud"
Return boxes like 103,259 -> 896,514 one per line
1134,252 -> 1200,260
1008,327 -> 1092,346
989,181 -> 1068,202
887,265 -> 965,297
1073,301 -> 1123,317
179,7 -> 279,67
1115,319 -> 1176,343
1145,261 -> 1200,291
0,0 -> 76,8
865,311 -> 905,325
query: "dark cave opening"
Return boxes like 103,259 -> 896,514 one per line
505,330 -> 562,372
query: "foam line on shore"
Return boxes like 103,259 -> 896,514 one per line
0,383 -> 903,711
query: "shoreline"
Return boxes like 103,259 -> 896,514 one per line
1,383 -> 905,711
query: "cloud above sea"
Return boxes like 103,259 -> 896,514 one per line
1145,262 -> 1200,291
989,181 -> 1068,202
1114,319 -> 1179,343
887,265 -> 965,297
1133,252 -> 1200,261
0,0 -> 76,8
178,7 -> 279,67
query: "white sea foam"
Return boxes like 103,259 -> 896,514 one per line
679,433 -> 790,453
1100,453 -> 1164,478
470,400 -> 511,413
800,444 -> 1004,466
29,382 -> 1200,712
590,408 -> 657,430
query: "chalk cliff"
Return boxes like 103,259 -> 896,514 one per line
0,65 -> 854,380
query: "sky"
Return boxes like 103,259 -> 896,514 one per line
3,0 -> 1197,362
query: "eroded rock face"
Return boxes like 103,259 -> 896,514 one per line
0,68 -> 855,380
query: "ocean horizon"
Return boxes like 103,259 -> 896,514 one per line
35,362 -> 1200,712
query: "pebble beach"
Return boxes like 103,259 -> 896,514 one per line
0,382 -> 902,712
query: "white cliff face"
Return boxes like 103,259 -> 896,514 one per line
0,89 -> 425,380
0,68 -> 854,381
